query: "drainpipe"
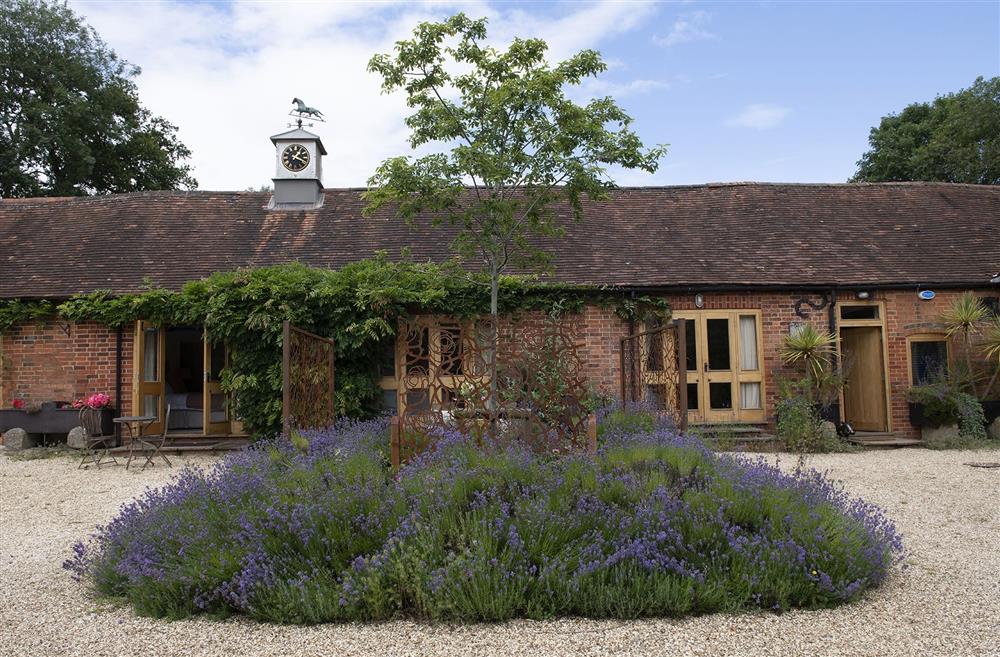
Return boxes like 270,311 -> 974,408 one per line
115,327 -> 123,440
828,288 -> 839,423
628,290 -> 638,335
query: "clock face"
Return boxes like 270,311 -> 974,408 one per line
281,144 -> 310,172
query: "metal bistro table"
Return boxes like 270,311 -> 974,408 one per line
113,415 -> 156,470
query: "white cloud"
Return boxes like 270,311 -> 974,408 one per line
69,0 -> 654,190
725,104 -> 792,130
580,78 -> 669,98
653,11 -> 715,47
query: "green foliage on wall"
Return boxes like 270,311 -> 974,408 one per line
0,257 -> 668,438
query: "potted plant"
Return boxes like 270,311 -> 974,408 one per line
935,293 -> 1000,429
980,315 -> 1000,425
780,324 -> 843,422
906,380 -> 987,444
0,393 -> 114,435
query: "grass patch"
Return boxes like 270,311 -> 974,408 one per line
4,445 -> 77,461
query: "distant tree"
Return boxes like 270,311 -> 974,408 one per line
0,0 -> 196,197
364,13 -> 665,327
851,77 -> 1000,185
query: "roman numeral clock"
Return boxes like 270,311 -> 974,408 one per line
268,98 -> 328,210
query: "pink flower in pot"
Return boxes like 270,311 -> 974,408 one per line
12,399 -> 25,410
84,393 -> 111,409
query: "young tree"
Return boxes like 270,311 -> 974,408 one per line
363,13 -> 666,328
851,77 -> 1000,185
0,0 -> 196,197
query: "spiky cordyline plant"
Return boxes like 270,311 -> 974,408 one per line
941,292 -> 989,397
780,324 -> 837,382
981,316 -> 1000,398
941,292 -> 988,340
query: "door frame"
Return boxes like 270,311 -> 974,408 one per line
133,321 -> 240,436
203,330 -> 230,434
836,300 -> 892,433
674,309 -> 766,425
133,320 -> 166,436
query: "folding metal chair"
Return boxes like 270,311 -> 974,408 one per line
136,405 -> 173,471
78,407 -> 118,469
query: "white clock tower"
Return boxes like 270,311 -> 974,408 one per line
269,127 -> 327,209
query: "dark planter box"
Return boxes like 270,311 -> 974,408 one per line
911,400 -> 1000,427
982,400 -> 1000,425
0,402 -> 114,435
815,402 -> 841,424
908,402 -> 933,428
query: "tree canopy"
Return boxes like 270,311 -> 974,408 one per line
851,77 -> 1000,185
363,14 -> 666,320
0,0 -> 196,197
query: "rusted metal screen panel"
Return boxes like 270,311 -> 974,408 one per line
393,315 -> 595,467
620,319 -> 687,430
282,321 -> 335,434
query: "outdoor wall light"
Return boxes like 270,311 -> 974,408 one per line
694,293 -> 705,308
855,290 -> 871,300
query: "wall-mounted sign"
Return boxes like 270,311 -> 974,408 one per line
918,290 -> 936,301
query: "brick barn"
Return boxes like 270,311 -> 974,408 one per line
1,128 -> 998,443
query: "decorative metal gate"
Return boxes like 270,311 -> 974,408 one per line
282,321 -> 335,434
620,319 -> 688,430
391,316 -> 597,468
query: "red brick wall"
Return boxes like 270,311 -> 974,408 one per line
3,288 -> 996,441
880,288 -> 996,439
569,288 -> 998,440
0,320 -> 133,415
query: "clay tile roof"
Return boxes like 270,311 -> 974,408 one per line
1,182 -> 998,299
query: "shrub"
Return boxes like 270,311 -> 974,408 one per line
775,381 -> 851,453
67,419 -> 902,623
907,382 -> 988,445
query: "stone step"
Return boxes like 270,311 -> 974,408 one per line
848,432 -> 924,448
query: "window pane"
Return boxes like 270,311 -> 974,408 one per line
709,382 -> 732,409
142,328 -> 159,382
740,382 -> 762,409
911,340 -> 948,385
210,392 -> 228,423
644,383 -> 667,408
439,325 -> 463,375
645,332 -> 664,371
684,319 -> 697,371
142,394 -> 159,418
382,388 -> 398,413
739,315 -> 758,370
210,342 -> 225,379
377,338 -> 396,378
706,319 -> 731,370
686,383 -> 699,410
841,306 -> 879,320
406,327 -> 429,376
404,390 -> 430,412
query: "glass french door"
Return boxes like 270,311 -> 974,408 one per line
676,311 -> 765,424
204,331 -> 229,434
135,322 -> 233,436
135,321 -> 165,435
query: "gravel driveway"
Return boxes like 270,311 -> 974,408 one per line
1,448 -> 998,657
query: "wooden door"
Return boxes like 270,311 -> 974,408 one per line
700,313 -> 737,423
841,327 -> 888,431
678,317 -> 704,424
203,332 -> 229,434
135,321 -> 165,435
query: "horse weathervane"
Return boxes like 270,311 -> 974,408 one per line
289,97 -> 325,128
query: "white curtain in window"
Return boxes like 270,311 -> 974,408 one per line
740,382 -> 762,409
143,328 -> 158,382
739,315 -> 758,370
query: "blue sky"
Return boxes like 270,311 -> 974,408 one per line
73,1 -> 999,190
